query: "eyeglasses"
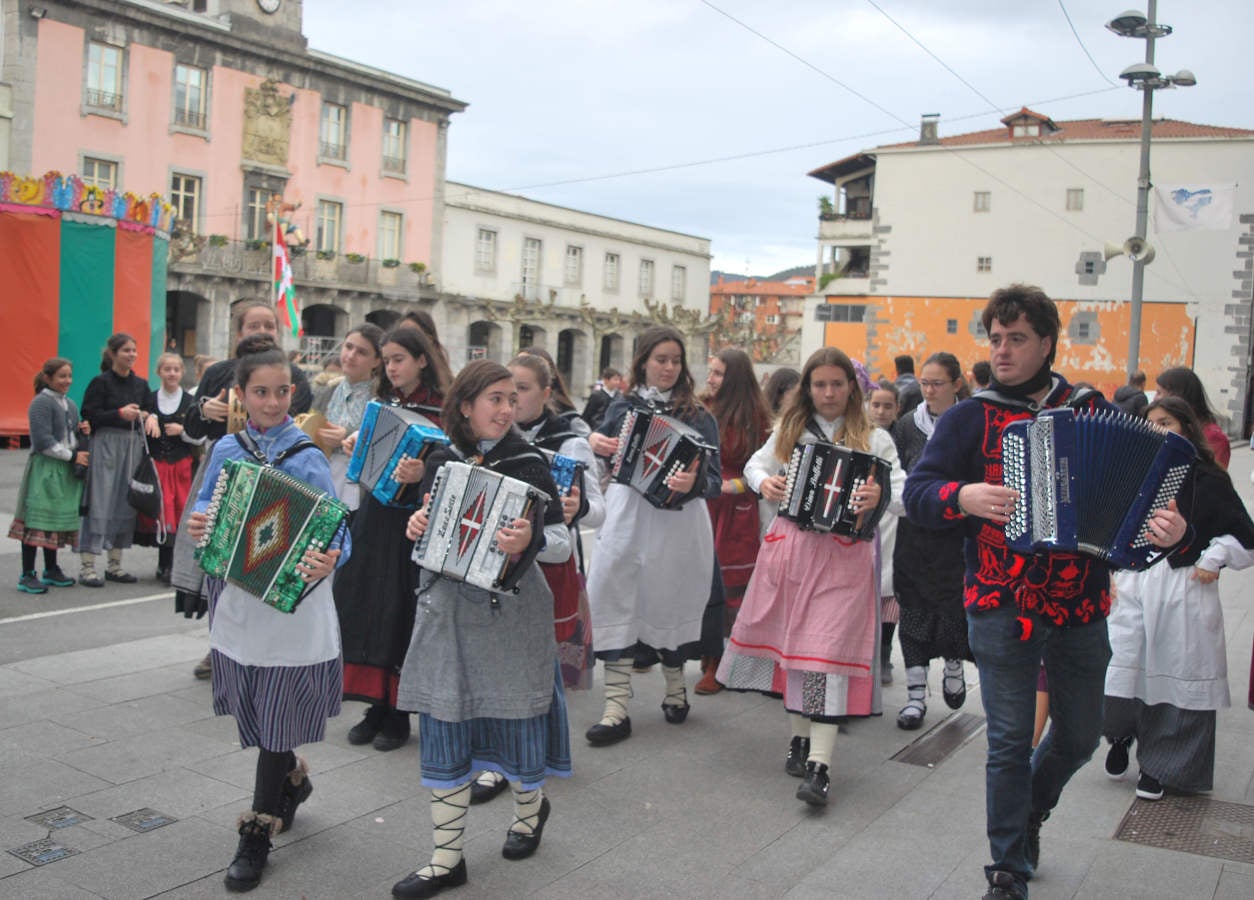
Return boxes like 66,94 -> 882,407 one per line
919,379 -> 956,389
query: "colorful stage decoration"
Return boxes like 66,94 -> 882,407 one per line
0,171 -> 173,437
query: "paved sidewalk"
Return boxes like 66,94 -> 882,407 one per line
0,448 -> 1251,899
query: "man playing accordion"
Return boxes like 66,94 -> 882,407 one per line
903,284 -> 1187,900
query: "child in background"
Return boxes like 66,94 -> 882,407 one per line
1103,396 -> 1254,800
335,325 -> 451,753
186,347 -> 348,892
9,358 -> 88,593
137,353 -> 201,583
867,379 -> 901,685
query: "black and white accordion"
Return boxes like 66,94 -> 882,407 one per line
411,461 -> 551,593
609,408 -> 714,509
778,439 -> 891,541
1001,407 -> 1195,570
196,458 -> 349,613
346,400 -> 449,507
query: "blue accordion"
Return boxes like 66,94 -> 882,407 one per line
1001,407 -> 1195,570
542,449 -> 586,498
346,401 -> 449,507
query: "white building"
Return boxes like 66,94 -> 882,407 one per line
440,182 -> 712,399
804,108 -> 1254,433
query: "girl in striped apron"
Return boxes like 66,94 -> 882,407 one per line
186,347 -> 350,892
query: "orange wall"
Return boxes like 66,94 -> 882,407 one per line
820,295 -> 1193,399
31,18 -> 438,264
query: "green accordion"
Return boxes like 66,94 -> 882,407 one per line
195,458 -> 349,613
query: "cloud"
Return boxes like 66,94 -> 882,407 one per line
304,0 -> 1254,277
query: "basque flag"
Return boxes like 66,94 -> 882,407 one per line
273,219 -> 301,337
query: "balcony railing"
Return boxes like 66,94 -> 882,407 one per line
319,141 -> 347,161
168,238 -> 431,291
382,155 -> 407,175
174,107 -> 207,130
85,88 -> 122,110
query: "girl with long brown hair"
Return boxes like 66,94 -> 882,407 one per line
695,348 -> 772,694
584,326 -> 722,746
334,325 -> 450,754
718,346 -> 904,808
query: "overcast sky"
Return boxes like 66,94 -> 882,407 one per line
302,0 -> 1253,278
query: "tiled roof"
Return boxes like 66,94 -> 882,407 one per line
711,277 -> 814,296
881,116 -> 1254,149
810,109 -> 1254,182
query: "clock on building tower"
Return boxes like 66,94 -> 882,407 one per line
257,0 -> 281,13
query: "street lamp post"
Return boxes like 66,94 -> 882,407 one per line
1107,3 -> 1195,376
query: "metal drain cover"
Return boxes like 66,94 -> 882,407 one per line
1114,795 -> 1254,864
25,806 -> 92,829
8,837 -> 79,866
111,808 -> 177,833
891,712 -> 986,767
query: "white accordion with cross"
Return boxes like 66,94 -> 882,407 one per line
411,461 -> 551,593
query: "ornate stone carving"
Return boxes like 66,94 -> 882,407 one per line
242,79 -> 293,167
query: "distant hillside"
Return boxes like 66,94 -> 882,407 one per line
710,264 -> 812,285
765,264 -> 813,282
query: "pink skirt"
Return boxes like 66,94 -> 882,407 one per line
718,517 -> 879,717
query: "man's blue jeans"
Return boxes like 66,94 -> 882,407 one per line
967,606 -> 1111,890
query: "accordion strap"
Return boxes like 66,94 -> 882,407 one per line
234,429 -> 320,467
973,384 -> 1101,415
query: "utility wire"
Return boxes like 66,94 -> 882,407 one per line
1057,0 -> 1119,86
193,84 -> 1119,226
696,0 -> 904,126
854,0 -> 1199,299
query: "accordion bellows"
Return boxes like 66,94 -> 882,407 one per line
346,401 -> 449,507
412,461 -> 551,593
779,439 -> 891,541
196,458 -> 349,613
609,408 -> 714,509
1002,407 -> 1195,570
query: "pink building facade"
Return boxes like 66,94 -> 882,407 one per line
3,0 -> 466,362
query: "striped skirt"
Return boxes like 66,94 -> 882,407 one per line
418,661 -> 572,791
206,578 -> 343,751
1104,695 -> 1217,793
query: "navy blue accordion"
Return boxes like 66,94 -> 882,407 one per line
1001,407 -> 1195,570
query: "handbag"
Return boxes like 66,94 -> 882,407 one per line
128,420 -> 164,521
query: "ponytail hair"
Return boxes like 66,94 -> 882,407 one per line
100,332 -> 136,372
34,357 -> 72,394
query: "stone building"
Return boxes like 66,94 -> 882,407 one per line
440,181 -> 713,398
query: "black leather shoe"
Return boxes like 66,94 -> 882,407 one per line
105,570 -> 138,583
796,761 -> 830,807
502,796 -> 550,860
785,736 -> 810,777
373,731 -> 409,752
470,774 -> 509,805
585,717 -> 631,746
391,859 -> 468,898
373,709 -> 411,751
661,702 -> 690,724
347,705 -> 386,745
